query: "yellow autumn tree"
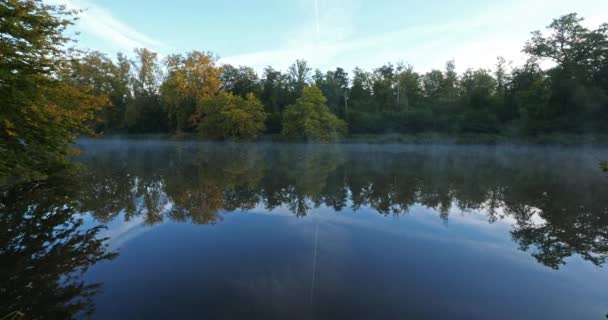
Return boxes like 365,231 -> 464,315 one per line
160,51 -> 222,133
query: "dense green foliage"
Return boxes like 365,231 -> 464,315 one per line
197,92 -> 267,140
282,86 -> 347,141
0,0 -> 106,184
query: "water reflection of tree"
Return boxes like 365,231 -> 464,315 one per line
507,189 -> 608,269
0,178 -> 117,319
72,144 -> 608,269
4,144 -> 604,319
164,144 -> 265,224
264,145 -> 346,216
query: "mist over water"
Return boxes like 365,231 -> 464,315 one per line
3,138 -> 608,319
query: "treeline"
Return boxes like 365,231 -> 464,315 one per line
66,13 -> 608,138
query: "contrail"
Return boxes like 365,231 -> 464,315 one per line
314,0 -> 320,42
310,221 -> 319,305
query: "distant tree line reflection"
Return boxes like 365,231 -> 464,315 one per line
66,143 -> 608,270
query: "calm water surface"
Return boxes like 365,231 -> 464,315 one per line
2,139 -> 608,319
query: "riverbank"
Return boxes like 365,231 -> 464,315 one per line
342,133 -> 608,146
90,133 -> 608,146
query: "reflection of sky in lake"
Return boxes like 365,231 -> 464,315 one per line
86,199 -> 608,320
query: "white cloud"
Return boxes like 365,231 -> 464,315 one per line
45,0 -> 608,72
221,0 -> 608,73
46,0 -> 170,53
221,0 -> 360,71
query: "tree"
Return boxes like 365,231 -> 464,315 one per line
524,13 -> 607,72
459,68 -> 499,133
220,64 -> 260,98
494,57 -> 517,123
282,86 -> 347,142
260,66 -> 291,133
349,67 -> 373,110
61,51 -> 134,133
124,48 -> 167,133
510,61 -> 552,133
288,59 -> 312,98
423,69 -> 446,101
372,63 -> 396,113
524,13 -> 608,132
314,67 -> 349,117
420,62 -> 462,132
395,64 -> 423,111
110,53 -> 134,131
160,51 -> 222,133
0,0 -> 106,184
197,92 -> 267,140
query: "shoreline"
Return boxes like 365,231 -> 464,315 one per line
83,133 -> 608,146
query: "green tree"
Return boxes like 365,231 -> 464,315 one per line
314,67 -> 349,117
509,61 -> 552,133
259,66 -> 292,133
459,68 -> 500,133
349,67 -> 373,111
220,64 -> 260,98
346,67 -> 379,133
288,59 -> 311,98
372,64 -> 396,113
197,92 -> 267,140
282,86 -> 347,142
124,48 -> 167,133
524,13 -> 608,132
0,0 -> 106,184
110,53 -> 134,131
395,64 -> 423,111
61,51 -> 134,133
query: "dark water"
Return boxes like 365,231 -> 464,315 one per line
2,139 -> 608,319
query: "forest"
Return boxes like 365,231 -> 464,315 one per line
1,0 -> 608,183
63,14 -> 608,138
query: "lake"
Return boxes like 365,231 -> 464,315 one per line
2,139 -> 608,319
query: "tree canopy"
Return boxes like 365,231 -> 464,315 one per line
0,0 -> 106,184
161,51 -> 222,133
197,92 -> 267,140
281,86 -> 347,142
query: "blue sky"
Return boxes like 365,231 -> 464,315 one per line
48,0 -> 608,73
